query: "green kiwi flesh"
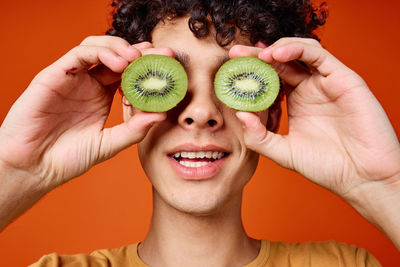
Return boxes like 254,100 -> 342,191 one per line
214,57 -> 280,112
121,54 -> 188,112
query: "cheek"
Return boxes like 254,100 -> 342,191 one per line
137,121 -> 175,170
136,124 -> 161,172
137,125 -> 161,163
222,108 -> 263,176
137,136 -> 163,182
137,142 -> 148,172
222,109 -> 259,165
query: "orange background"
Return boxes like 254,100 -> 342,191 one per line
1,0 -> 399,266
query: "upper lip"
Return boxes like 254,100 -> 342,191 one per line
167,143 -> 230,155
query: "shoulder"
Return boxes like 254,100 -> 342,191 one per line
28,252 -> 108,267
268,240 -> 381,267
28,243 -> 139,267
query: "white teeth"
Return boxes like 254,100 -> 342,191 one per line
179,161 -> 211,167
173,151 -> 226,159
212,152 -> 219,159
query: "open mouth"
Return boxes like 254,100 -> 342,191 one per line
170,151 -> 229,168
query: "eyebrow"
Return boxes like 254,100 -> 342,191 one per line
174,50 -> 230,69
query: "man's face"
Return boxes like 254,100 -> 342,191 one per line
125,16 -> 268,215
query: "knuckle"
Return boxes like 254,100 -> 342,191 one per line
81,35 -> 132,52
309,38 -> 321,46
279,37 -> 291,42
80,35 -> 98,45
67,46 -> 82,57
71,45 -> 88,55
69,45 -> 99,62
110,35 -> 129,44
276,37 -> 291,44
301,38 -> 322,48
104,35 -> 131,48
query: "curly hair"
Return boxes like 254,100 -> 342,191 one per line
106,0 -> 328,47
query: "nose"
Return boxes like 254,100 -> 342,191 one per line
177,86 -> 224,131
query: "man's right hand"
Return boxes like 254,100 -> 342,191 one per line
0,36 -> 168,230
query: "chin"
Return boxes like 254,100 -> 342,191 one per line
154,183 -> 243,217
171,196 -> 225,217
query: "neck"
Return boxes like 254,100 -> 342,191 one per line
139,189 -> 260,267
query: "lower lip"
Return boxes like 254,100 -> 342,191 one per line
168,156 -> 227,180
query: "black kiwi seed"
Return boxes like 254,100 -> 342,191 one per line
214,57 -> 280,112
121,54 -> 188,112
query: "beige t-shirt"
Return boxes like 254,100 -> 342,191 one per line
29,240 -> 382,266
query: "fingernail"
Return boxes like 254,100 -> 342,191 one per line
255,41 -> 268,48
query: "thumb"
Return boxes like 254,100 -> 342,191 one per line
99,111 -> 166,160
236,111 -> 292,169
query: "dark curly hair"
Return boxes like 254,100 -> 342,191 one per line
106,0 -> 328,47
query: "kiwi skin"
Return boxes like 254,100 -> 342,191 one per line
214,57 -> 280,112
121,54 -> 188,112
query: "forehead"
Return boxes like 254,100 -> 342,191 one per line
151,16 -> 252,65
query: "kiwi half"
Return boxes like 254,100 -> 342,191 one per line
214,57 -> 280,112
121,54 -> 188,112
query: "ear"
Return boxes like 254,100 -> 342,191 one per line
266,99 -> 282,133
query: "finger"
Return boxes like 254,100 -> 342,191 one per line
81,36 -> 152,49
99,111 -> 167,160
80,35 -> 142,62
236,111 -> 292,169
260,39 -> 344,77
141,47 -> 175,57
87,42 -> 153,86
88,64 -> 122,86
55,45 -> 140,76
267,37 -> 322,48
264,59 -> 311,88
229,45 -> 262,58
